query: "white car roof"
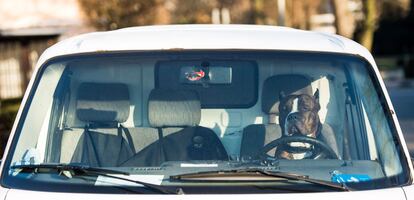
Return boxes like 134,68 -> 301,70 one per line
37,24 -> 375,68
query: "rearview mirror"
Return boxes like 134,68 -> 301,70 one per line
180,66 -> 232,84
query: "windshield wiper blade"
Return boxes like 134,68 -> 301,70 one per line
256,169 -> 350,191
11,163 -> 129,175
11,164 -> 176,194
170,168 -> 350,191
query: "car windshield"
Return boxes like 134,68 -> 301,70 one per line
1,51 -> 410,194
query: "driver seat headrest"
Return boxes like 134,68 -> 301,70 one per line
261,74 -> 313,115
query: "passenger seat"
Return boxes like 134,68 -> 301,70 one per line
60,82 -> 134,167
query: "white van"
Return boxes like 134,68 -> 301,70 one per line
1,25 -> 413,199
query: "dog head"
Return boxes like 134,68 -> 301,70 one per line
278,89 -> 321,138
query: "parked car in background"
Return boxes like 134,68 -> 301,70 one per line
0,25 -> 413,199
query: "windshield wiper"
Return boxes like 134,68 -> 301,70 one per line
12,163 -> 129,175
170,168 -> 350,191
11,164 -> 176,194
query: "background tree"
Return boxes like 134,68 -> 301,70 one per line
358,0 -> 377,51
78,0 -> 160,30
331,0 -> 354,38
249,0 -> 266,24
285,0 -> 319,29
371,0 -> 411,55
171,0 -> 216,23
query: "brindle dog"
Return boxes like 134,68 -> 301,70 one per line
278,89 -> 321,159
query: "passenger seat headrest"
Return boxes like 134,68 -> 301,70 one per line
148,89 -> 201,128
76,82 -> 130,123
262,74 -> 312,115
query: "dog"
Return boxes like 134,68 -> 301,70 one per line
277,89 -> 321,159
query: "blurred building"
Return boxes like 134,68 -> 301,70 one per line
0,0 -> 92,99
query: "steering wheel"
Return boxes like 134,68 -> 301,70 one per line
257,136 -> 338,160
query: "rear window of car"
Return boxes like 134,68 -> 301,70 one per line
155,60 -> 258,108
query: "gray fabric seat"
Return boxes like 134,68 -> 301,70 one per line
240,74 -> 340,159
60,82 -> 134,167
120,89 -> 228,167
61,127 -> 161,165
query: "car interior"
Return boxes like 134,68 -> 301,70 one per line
44,57 -> 352,168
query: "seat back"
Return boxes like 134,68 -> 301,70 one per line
60,82 -> 134,167
120,89 -> 228,166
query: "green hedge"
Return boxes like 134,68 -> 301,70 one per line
0,98 -> 21,131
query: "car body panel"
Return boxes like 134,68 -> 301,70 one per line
35,25 -> 375,67
1,25 -> 413,198
0,188 -> 8,200
3,187 -> 407,200
403,185 -> 414,199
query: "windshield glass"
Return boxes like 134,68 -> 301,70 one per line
2,51 -> 409,194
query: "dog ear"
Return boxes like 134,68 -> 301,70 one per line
279,91 -> 286,100
313,89 -> 319,102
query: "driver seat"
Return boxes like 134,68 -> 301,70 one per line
240,74 -> 340,159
